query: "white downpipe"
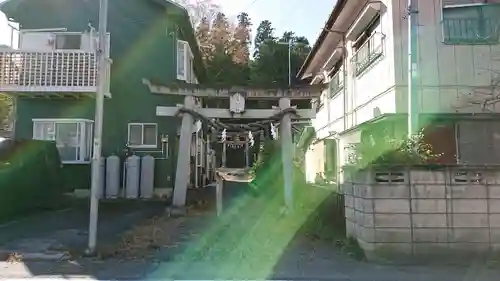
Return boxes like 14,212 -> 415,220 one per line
342,36 -> 348,132
195,130 -> 199,188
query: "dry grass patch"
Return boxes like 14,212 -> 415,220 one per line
96,200 -> 214,260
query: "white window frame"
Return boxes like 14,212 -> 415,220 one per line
127,123 -> 158,149
328,65 -> 344,99
32,118 -> 94,164
177,39 -> 198,83
177,39 -> 190,81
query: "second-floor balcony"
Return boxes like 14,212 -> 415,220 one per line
0,50 -> 110,96
443,18 -> 500,45
351,32 -> 385,76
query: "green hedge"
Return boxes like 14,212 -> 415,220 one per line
0,140 -> 65,222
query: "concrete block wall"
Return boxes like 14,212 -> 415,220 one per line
344,167 -> 500,262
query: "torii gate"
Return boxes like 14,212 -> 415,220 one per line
142,79 -> 323,210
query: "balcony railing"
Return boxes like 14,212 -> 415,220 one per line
443,18 -> 500,45
328,70 -> 344,98
0,50 -> 106,93
351,32 -> 385,76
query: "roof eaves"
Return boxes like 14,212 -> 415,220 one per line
151,0 -> 206,81
297,0 -> 347,80
162,0 -> 186,11
150,0 -> 187,12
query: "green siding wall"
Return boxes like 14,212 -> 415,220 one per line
2,0 -> 190,190
14,98 -> 95,190
14,99 -> 95,139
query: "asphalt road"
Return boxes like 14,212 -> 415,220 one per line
2,194 -> 500,280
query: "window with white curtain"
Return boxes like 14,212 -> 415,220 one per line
127,123 -> 158,148
177,40 -> 186,80
32,119 -> 93,163
177,39 -> 198,83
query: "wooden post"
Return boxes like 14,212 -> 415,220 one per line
216,173 -> 223,216
245,140 -> 249,168
172,96 -> 195,207
280,97 -> 294,209
195,129 -> 199,188
222,141 -> 227,167
206,133 -> 210,184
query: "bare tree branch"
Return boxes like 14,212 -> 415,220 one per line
171,0 -> 221,28
453,50 -> 500,113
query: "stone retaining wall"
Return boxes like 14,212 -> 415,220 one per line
344,167 -> 500,262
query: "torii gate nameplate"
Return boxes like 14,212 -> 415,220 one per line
142,79 -> 323,99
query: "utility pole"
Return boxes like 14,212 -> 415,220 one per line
288,39 -> 292,87
278,40 -> 293,87
87,0 -> 108,255
407,0 -> 419,137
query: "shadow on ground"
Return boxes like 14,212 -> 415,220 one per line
0,198 -> 165,278
4,187 -> 500,280
144,183 -> 351,280
134,185 -> 500,281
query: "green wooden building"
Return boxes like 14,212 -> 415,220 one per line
0,0 -> 205,193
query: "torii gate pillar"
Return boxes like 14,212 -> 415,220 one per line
279,97 -> 294,209
172,96 -> 195,207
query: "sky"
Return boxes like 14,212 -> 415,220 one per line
212,0 -> 336,46
0,0 -> 336,48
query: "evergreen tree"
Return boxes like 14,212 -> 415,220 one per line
250,28 -> 312,88
172,1 -> 312,89
253,20 -> 275,58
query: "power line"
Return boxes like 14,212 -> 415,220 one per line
246,0 -> 260,10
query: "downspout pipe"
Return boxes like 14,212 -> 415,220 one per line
407,0 -> 419,137
341,34 -> 348,132
329,132 -> 342,186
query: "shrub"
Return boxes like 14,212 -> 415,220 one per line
0,140 -> 65,222
347,130 -> 443,169
249,139 -> 306,197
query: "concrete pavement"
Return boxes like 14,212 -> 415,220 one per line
3,259 -> 500,280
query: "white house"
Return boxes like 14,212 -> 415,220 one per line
298,0 -> 500,183
0,11 -> 18,49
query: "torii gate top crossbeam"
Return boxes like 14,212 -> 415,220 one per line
143,79 -> 324,100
